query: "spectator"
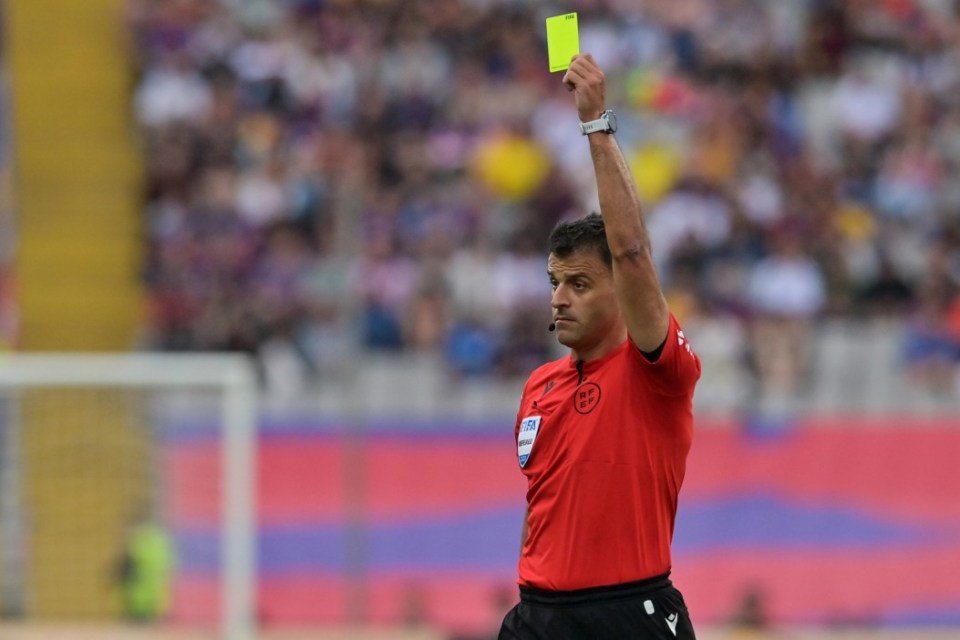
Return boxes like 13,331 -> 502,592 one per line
135,49 -> 212,128
746,221 -> 827,393
126,0 -> 960,399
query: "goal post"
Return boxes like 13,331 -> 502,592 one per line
0,353 -> 258,640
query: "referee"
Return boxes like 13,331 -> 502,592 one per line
498,53 -> 701,640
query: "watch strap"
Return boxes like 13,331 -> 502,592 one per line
579,111 -> 613,135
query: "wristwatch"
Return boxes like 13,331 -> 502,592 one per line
579,110 -> 618,136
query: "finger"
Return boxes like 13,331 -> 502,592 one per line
562,53 -> 583,84
568,60 -> 599,84
571,52 -> 596,72
565,59 -> 589,79
563,64 -> 590,88
563,62 -> 591,89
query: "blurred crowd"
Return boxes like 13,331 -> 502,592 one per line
127,0 -> 960,395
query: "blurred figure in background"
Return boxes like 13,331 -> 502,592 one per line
901,277 -> 960,394
745,220 -> 826,395
117,516 -> 176,623
729,585 -> 771,638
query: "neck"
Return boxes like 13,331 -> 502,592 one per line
571,326 -> 628,362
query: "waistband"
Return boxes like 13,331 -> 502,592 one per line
519,573 -> 671,605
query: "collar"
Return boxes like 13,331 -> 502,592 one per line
566,339 -> 630,375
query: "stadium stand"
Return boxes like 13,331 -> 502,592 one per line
120,3 -> 960,634
125,0 -> 960,404
2,1 -> 960,638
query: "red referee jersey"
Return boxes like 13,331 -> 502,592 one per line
514,313 -> 701,591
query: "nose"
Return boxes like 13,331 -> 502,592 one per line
551,284 -> 569,311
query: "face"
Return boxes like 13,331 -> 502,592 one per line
548,249 -> 623,355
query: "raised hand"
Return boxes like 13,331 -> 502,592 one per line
561,53 -> 606,122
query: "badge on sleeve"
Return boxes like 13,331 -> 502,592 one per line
518,416 -> 542,468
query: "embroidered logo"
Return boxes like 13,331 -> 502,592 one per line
573,382 -> 601,414
540,380 -> 555,399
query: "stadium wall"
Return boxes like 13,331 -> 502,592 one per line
163,413 -> 960,636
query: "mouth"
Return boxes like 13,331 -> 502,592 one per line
553,317 -> 574,326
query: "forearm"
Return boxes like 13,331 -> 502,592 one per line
563,52 -> 669,348
588,133 -> 649,260
589,132 -> 669,348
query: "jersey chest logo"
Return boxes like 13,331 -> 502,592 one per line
573,381 -> 601,414
517,416 -> 541,468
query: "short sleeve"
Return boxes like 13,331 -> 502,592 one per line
514,378 -> 534,441
629,313 -> 701,396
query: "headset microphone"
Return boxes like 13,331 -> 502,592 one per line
548,323 -> 556,332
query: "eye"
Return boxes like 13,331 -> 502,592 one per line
549,279 -> 559,290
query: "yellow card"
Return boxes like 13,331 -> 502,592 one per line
546,13 -> 579,73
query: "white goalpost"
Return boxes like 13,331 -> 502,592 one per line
0,353 -> 258,640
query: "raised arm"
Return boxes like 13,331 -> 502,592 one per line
562,54 -> 670,353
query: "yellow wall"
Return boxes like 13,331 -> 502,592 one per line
6,0 -> 143,350
4,0 -> 148,619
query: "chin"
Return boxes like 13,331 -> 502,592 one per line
555,330 -> 576,348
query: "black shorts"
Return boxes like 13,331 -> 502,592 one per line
498,573 -> 695,640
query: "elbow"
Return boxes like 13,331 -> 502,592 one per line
610,241 -> 650,264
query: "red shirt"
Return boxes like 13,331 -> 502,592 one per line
514,314 -> 700,590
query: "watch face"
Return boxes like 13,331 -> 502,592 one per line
605,110 -> 618,133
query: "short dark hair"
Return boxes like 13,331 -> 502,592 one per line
548,212 -> 611,267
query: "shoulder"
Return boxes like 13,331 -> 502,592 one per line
624,314 -> 701,392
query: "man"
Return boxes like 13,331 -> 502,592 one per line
498,54 -> 701,640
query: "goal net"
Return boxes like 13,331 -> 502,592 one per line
0,353 -> 257,639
